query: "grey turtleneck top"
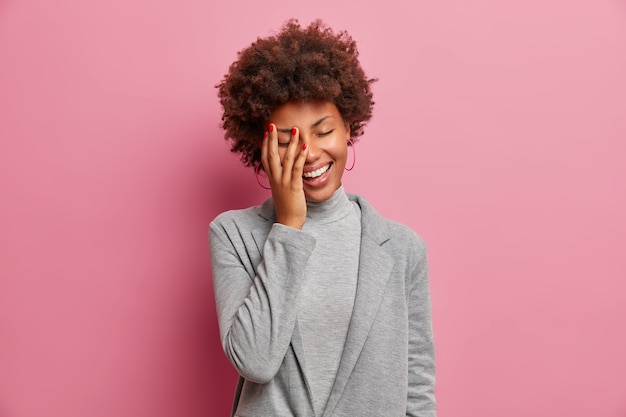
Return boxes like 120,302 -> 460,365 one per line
297,185 -> 361,415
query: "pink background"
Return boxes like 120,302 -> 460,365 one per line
1,0 -> 625,416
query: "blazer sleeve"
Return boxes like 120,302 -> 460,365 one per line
209,218 -> 316,383
406,237 -> 437,417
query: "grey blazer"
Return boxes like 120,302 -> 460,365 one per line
209,194 -> 436,417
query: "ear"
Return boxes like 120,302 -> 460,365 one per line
344,123 -> 351,139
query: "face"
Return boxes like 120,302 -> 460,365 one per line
268,100 -> 350,203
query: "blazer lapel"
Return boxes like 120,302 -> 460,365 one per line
290,318 -> 315,411
323,196 -> 395,416
251,194 -> 394,416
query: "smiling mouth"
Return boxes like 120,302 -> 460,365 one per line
303,163 -> 331,179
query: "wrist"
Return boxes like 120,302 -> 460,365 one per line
276,215 -> 305,230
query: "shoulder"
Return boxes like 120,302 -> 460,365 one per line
349,193 -> 427,259
385,218 -> 428,266
211,198 -> 275,227
210,198 -> 275,238
211,205 -> 260,227
386,218 -> 426,251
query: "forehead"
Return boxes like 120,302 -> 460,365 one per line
269,100 -> 342,126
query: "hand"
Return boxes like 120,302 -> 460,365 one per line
261,124 -> 309,230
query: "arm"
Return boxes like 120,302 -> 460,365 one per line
210,220 -> 315,383
210,123 -> 313,383
406,238 -> 437,417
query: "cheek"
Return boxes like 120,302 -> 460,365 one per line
334,142 -> 349,161
278,148 -> 287,162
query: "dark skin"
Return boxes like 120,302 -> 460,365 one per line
261,101 -> 350,230
261,100 -> 350,229
261,123 -> 308,230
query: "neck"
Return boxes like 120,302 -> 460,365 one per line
305,186 -> 353,225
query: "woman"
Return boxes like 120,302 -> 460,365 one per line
210,19 -> 436,417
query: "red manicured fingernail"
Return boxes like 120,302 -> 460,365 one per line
263,131 -> 268,139
268,124 -> 274,132
292,128 -> 297,136
302,143 -> 307,150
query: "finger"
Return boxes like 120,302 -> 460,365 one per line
281,127 -> 299,183
291,141 -> 308,184
261,130 -> 269,174
267,123 -> 282,179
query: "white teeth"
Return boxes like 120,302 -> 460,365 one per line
303,164 -> 330,178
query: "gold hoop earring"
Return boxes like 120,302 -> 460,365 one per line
255,162 -> 271,190
345,139 -> 356,171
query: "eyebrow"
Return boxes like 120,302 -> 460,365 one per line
276,115 -> 334,133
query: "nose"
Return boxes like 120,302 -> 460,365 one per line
300,133 -> 319,163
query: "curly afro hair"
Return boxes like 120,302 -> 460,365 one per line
216,19 -> 377,168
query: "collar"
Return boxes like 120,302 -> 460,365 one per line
257,193 -> 390,246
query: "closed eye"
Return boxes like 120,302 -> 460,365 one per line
318,129 -> 334,137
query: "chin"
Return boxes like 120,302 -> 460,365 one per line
305,195 -> 328,203
304,184 -> 339,203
